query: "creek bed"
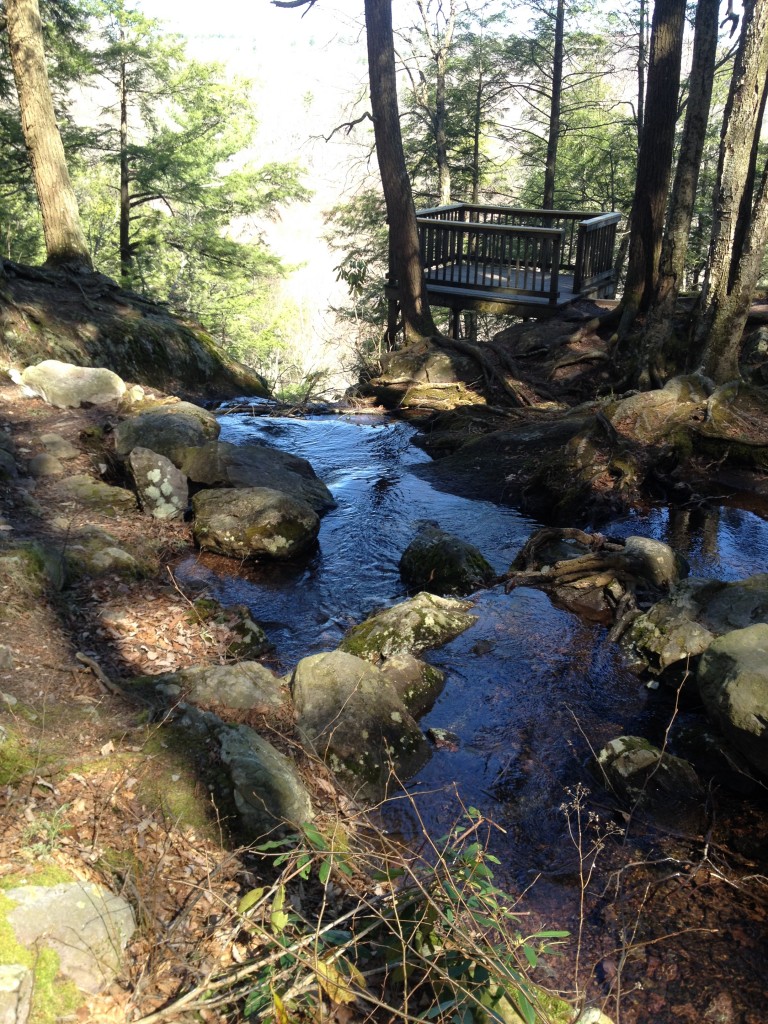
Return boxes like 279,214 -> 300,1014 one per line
176,408 -> 768,1023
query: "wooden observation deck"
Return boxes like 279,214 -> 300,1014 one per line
388,202 -> 622,335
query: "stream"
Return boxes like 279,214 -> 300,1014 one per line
176,406 -> 768,1021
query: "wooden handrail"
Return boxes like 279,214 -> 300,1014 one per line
417,217 -> 565,238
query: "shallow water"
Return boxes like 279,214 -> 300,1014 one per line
177,409 -> 768,872
176,407 -> 768,1019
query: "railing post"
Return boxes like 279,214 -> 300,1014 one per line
573,221 -> 586,293
549,233 -> 562,303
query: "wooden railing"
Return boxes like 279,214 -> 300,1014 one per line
416,203 -> 620,304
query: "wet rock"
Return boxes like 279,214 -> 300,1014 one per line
339,592 -> 477,662
40,433 -> 80,460
378,653 -> 446,716
11,360 -> 126,408
128,446 -> 188,519
178,439 -> 336,513
594,735 -> 706,832
621,536 -> 686,589
697,624 -> 768,777
426,727 -> 460,750
192,486 -> 319,560
53,474 -> 137,516
292,650 -> 431,799
4,881 -> 135,994
27,452 -> 64,478
114,401 -> 220,461
628,575 -> 768,673
399,523 -> 495,596
142,661 -> 284,710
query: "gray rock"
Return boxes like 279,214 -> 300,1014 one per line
5,882 -> 135,994
144,662 -> 284,710
0,964 -> 32,1024
595,735 -> 705,832
607,376 -> 710,445
178,440 -> 336,513
40,433 -> 80,460
192,487 -> 319,560
378,653 -> 446,716
399,523 -> 494,596
339,592 -> 477,662
218,724 -> 313,837
13,360 -> 126,409
27,452 -> 64,478
292,650 -> 431,799
128,446 -> 188,520
114,402 -> 220,462
53,474 -> 137,516
697,624 -> 768,777
629,575 -> 768,672
64,527 -> 141,578
0,449 -> 17,480
621,536 -> 686,589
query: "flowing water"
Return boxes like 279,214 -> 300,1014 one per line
176,407 -> 768,1015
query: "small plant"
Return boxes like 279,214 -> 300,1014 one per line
139,809 -> 576,1024
21,805 -> 72,857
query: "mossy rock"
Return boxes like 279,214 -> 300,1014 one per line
399,524 -> 494,596
339,592 -> 477,662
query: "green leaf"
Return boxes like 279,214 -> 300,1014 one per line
296,853 -> 312,880
302,822 -> 329,851
318,859 -> 332,886
237,887 -> 265,915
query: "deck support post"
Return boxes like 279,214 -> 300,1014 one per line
449,307 -> 462,338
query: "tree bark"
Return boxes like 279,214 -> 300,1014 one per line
618,0 -> 685,341
119,50 -> 132,281
366,0 -> 437,342
542,0 -> 564,211
638,0 -> 719,382
5,0 -> 92,269
696,0 -> 768,382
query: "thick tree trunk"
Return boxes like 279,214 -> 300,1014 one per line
618,0 -> 686,338
5,0 -> 92,269
638,0 -> 719,382
542,0 -> 564,211
366,0 -> 437,342
636,0 -> 647,141
696,0 -> 768,382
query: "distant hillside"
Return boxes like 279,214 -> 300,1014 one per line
0,260 -> 269,400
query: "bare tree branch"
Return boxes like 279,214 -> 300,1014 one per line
324,111 -> 374,142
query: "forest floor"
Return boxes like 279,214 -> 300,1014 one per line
1,369 -> 768,1024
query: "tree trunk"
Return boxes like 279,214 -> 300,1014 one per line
636,0 -> 647,141
617,0 -> 686,338
638,0 -> 719,382
5,0 -> 92,269
542,0 -> 564,211
696,0 -> 768,382
119,50 -> 132,281
367,0 -> 437,342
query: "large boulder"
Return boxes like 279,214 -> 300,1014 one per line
64,526 -> 142,578
192,487 -> 319,559
4,881 -> 135,994
339,592 -> 477,662
292,650 -> 431,798
378,653 -> 446,716
114,402 -> 220,461
399,523 -> 494,596
177,705 -> 313,837
697,624 -> 768,777
12,360 -> 126,408
594,735 -> 706,832
177,440 -> 336,513
53,474 -> 138,516
629,574 -> 768,673
139,661 -> 284,710
218,725 -> 313,837
128,446 -> 188,520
